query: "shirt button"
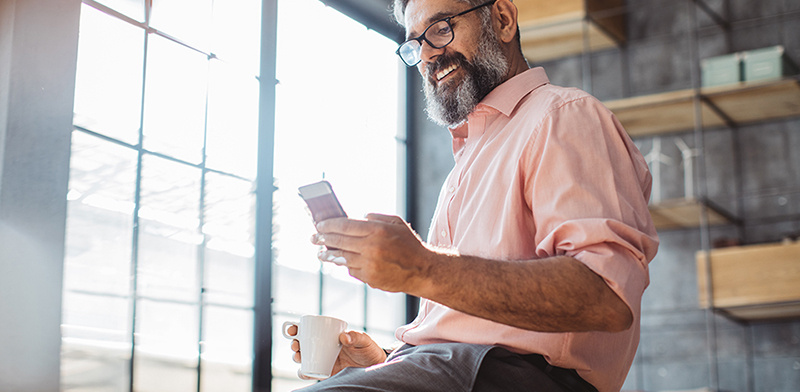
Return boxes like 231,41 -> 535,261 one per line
440,230 -> 447,238
448,186 -> 455,193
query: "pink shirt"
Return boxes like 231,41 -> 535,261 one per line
395,67 -> 659,392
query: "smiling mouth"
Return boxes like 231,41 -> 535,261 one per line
436,64 -> 459,82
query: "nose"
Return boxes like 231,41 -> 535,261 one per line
417,39 -> 445,68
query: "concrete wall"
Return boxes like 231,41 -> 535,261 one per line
409,0 -> 800,390
0,0 -> 81,390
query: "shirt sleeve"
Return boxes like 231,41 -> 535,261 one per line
522,94 -> 659,314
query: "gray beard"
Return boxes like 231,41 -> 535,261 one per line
423,31 -> 510,128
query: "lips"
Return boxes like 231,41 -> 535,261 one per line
436,64 -> 458,81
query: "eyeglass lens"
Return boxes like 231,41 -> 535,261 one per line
397,19 -> 453,66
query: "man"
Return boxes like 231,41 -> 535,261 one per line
288,0 -> 658,390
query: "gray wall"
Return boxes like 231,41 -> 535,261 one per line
0,0 -> 80,391
408,0 -> 800,390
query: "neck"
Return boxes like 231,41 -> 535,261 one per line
504,51 -> 530,81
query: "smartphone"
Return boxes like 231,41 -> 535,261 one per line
298,180 -> 347,224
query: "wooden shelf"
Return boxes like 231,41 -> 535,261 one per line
605,78 -> 800,137
697,241 -> 800,321
648,198 -> 732,230
516,0 -> 625,63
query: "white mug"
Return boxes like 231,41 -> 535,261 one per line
282,315 -> 348,379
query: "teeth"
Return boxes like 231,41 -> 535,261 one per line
436,64 -> 458,81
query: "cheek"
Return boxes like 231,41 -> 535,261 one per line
416,63 -> 426,76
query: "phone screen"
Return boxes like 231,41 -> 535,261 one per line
298,180 -> 347,224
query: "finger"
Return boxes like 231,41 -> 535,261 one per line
316,217 -> 374,236
365,213 -> 405,225
312,232 -> 361,253
339,330 -> 370,349
319,250 -> 349,266
286,325 -> 298,337
339,331 -> 355,346
291,339 -> 300,352
293,351 -> 301,364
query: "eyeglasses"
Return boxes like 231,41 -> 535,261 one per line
395,0 -> 497,67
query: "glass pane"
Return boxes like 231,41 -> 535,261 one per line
143,34 -> 208,164
272,264 -> 320,316
203,172 -> 255,307
137,154 -> 202,302
61,292 -> 131,392
205,60 -> 259,179
211,0 -> 262,74
73,4 -> 144,145
94,0 -> 145,22
200,306 -> 253,392
64,131 -> 137,296
134,299 -> 199,392
321,274 -> 366,330
149,0 -> 213,50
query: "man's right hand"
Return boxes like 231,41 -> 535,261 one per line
287,326 -> 388,379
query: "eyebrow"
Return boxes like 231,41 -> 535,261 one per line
405,9 -> 460,40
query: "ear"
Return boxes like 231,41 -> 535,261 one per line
493,0 -> 519,44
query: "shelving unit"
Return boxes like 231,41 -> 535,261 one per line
606,77 -> 800,230
697,241 -> 800,321
605,77 -> 800,137
516,0 -> 625,62
647,198 -> 733,230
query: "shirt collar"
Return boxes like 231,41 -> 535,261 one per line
449,67 -> 550,139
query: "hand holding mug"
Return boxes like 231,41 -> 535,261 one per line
284,315 -> 389,379
282,315 -> 348,379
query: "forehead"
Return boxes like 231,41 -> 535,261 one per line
404,0 -> 468,37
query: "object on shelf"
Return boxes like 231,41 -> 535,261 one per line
742,45 -> 798,82
516,0 -> 625,63
648,198 -> 731,230
701,53 -> 741,87
605,78 -> 800,137
697,240 -> 800,321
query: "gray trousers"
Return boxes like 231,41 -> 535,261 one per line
295,343 -> 571,392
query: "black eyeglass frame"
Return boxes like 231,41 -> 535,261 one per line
395,0 -> 497,66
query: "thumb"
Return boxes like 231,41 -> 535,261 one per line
340,331 -> 371,348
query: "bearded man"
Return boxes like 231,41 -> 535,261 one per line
288,0 -> 659,391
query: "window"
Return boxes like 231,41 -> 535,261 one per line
62,1 -> 406,392
270,1 -> 406,390
63,0 -> 260,391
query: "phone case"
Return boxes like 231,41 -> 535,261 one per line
298,180 -> 347,223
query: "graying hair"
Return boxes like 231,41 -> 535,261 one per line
392,0 -> 492,28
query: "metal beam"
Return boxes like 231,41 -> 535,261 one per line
320,0 -> 404,43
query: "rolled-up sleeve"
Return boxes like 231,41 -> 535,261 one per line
525,95 -> 659,313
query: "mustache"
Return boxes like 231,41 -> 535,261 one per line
425,51 -> 470,84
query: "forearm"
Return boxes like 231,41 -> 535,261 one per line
410,250 -> 633,333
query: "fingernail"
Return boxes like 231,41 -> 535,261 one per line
324,253 -> 347,266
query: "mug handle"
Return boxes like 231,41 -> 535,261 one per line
282,321 -> 298,339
